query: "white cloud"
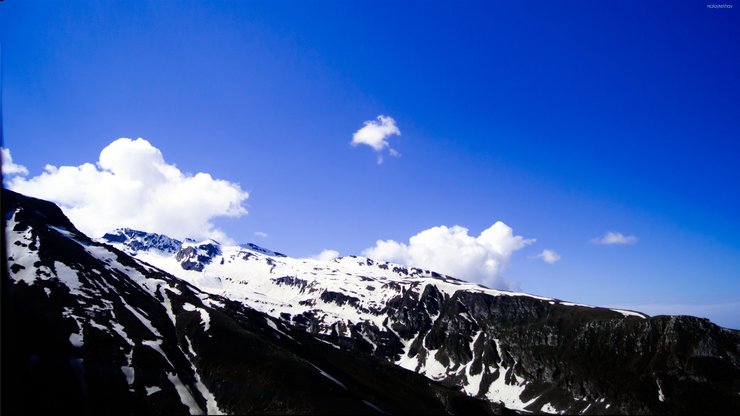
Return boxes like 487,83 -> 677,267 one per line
254,231 -> 268,238
362,222 -> 534,290
9,138 -> 248,242
592,231 -> 638,245
536,249 -> 560,264
351,115 -> 401,164
1,147 -> 29,176
309,249 -> 340,261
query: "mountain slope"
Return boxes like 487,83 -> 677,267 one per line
99,226 -> 740,414
1,189 -> 511,415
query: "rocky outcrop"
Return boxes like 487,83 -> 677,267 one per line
102,228 -> 182,255
174,243 -> 221,272
287,284 -> 740,414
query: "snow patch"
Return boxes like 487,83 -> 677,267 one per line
421,349 -> 448,380
53,261 -> 84,294
394,335 -> 420,372
183,303 -> 211,332
612,308 -> 648,319
121,365 -> 135,388
362,400 -> 385,413
89,320 -> 109,331
50,225 -> 76,239
167,372 -> 204,415
110,316 -> 134,348
121,300 -> 162,338
265,318 -> 299,342
69,331 -> 84,348
161,289 -> 177,326
462,331 -> 484,396
184,337 -> 223,414
485,368 -> 535,410
6,214 -> 44,286
307,362 -> 347,390
657,379 -> 666,402
142,340 -> 175,369
559,301 -> 595,308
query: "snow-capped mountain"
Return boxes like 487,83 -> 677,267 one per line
2,189 -> 507,415
98,226 -> 740,414
4,189 -> 740,415
101,227 -> 184,255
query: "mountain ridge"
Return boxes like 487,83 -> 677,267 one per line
3,189 -> 739,414
96,227 -> 740,414
2,188 -> 512,415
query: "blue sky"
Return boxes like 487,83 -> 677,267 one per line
2,1 -> 739,328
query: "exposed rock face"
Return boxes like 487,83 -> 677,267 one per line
175,243 -> 221,272
102,227 -> 182,255
240,242 -> 287,258
389,290 -> 740,414
288,280 -> 739,414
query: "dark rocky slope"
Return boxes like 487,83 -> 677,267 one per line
293,275 -> 740,414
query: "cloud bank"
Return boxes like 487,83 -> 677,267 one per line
1,147 -> 29,176
351,115 -> 401,164
536,249 -> 560,264
363,222 -> 534,290
9,138 -> 248,242
592,231 -> 638,245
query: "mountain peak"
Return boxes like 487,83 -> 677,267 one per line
239,242 -> 287,257
100,227 -> 182,255
183,238 -> 222,247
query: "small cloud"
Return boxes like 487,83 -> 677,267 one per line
254,231 -> 268,238
592,231 -> 638,245
536,249 -> 560,264
351,115 -> 401,164
1,147 -> 29,177
363,222 -> 534,290
308,249 -> 340,261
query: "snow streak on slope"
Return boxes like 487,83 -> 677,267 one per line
6,214 -> 224,415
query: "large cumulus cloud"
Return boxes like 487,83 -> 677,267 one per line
363,222 -> 534,290
9,138 -> 248,242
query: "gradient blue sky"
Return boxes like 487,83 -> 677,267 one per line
2,1 -> 739,328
